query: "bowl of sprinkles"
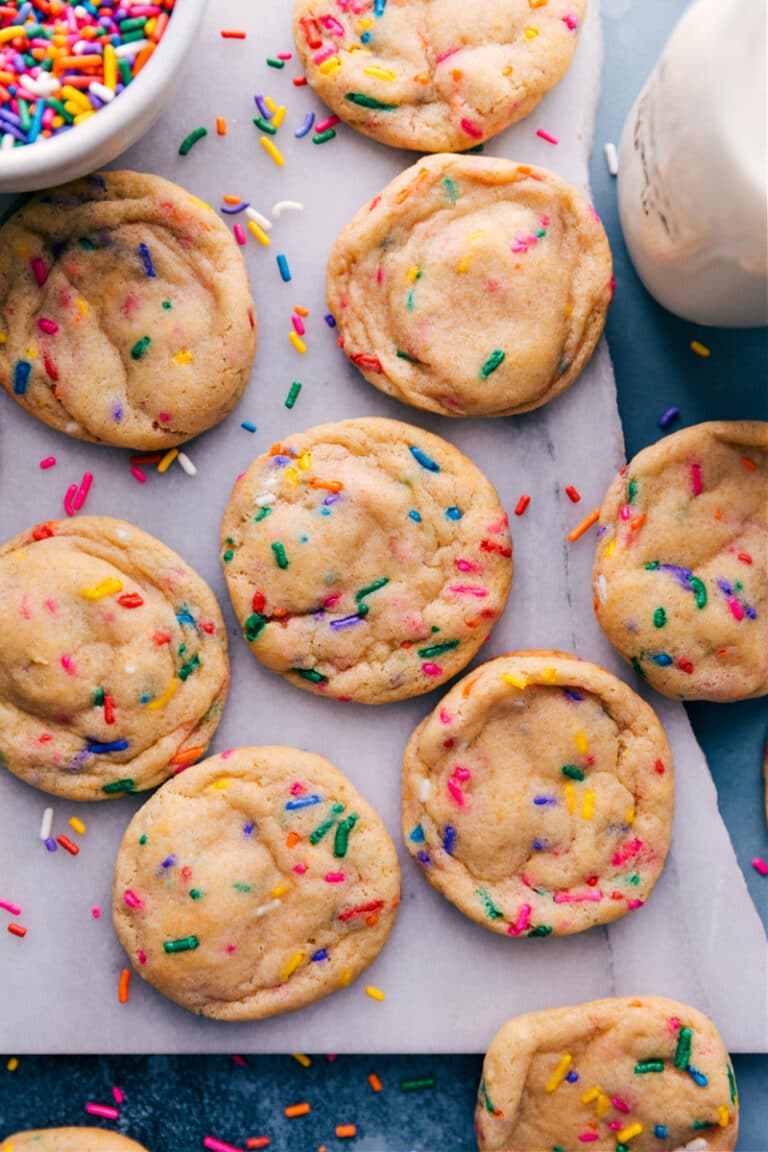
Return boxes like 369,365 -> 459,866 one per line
0,0 -> 206,192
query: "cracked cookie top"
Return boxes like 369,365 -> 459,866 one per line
0,516 -> 229,801
0,170 -> 257,450
112,746 -> 401,1021
220,417 -> 513,704
293,0 -> 587,153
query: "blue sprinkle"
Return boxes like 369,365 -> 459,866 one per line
565,1070 -> 579,1083
243,822 -> 255,836
277,253 -> 291,282
408,510 -> 422,523
254,94 -> 272,119
138,242 -> 156,277
295,112 -> 315,139
374,0 -> 386,14
532,839 -> 546,851
417,850 -> 430,865
649,653 -> 673,666
361,30 -> 371,42
445,506 -> 462,520
717,578 -> 733,595
161,855 -> 176,870
533,795 -> 557,806
687,1064 -> 708,1087
112,403 -> 123,422
285,794 -> 321,810
563,688 -> 584,702
409,824 -> 425,844
658,406 -> 680,429
86,739 -> 129,754
311,949 -> 329,962
176,607 -> 196,627
443,825 -> 456,854
324,313 -> 337,328
746,605 -> 757,619
272,454 -> 292,467
45,837 -> 57,852
13,360 -> 31,395
409,446 -> 440,472
241,421 -> 257,433
139,694 -> 152,705
654,1127 -> 668,1140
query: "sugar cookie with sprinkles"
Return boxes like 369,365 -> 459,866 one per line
293,0 -> 587,153
221,417 -> 513,704
0,171 -> 257,450
2,1132 -> 148,1152
403,651 -> 673,936
593,422 -> 767,702
0,517 -> 229,801
112,746 -> 401,1020
327,155 -> 612,418
476,996 -> 739,1152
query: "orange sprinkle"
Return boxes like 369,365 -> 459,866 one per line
309,478 -> 343,492
368,1073 -> 382,1093
118,968 -> 131,1004
285,1102 -> 311,1119
630,514 -> 646,531
451,68 -> 463,81
742,455 -> 757,472
365,913 -> 379,926
221,29 -> 247,38
216,117 -> 227,136
462,675 -> 480,698
336,1127 -> 357,1139
294,305 -> 310,317
223,195 -> 241,204
413,72 -> 430,84
568,508 -> 600,543
286,831 -> 300,848
133,43 -> 155,75
246,1140 -> 271,1150
170,745 -> 203,766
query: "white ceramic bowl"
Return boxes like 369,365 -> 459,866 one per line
0,0 -> 206,193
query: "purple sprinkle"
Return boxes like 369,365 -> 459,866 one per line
443,825 -> 456,854
595,525 -> 608,539
221,202 -> 250,215
658,406 -> 680,429
272,455 -> 292,467
138,243 -> 155,277
330,614 -> 364,630
417,850 -> 431,865
533,839 -> 546,850
325,313 -> 337,328
243,822 -> 255,836
717,579 -> 733,595
323,493 -> 341,506
254,94 -> 271,119
563,688 -> 583,702
746,605 -> 757,619
295,111 -> 315,139
112,403 -> 123,422
311,949 -> 329,962
45,837 -> 57,852
657,563 -> 693,589
161,855 -> 176,870
533,796 -> 557,806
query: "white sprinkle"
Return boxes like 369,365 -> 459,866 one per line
254,898 -> 282,918
177,452 -> 197,477
245,206 -> 272,231
418,778 -> 431,802
597,573 -> 608,603
604,142 -> 619,176
65,421 -> 82,434
671,1141 -> 709,1152
271,200 -> 305,218
39,807 -> 54,840
255,493 -> 276,507
124,665 -> 136,675
116,528 -> 129,542
1,133 -> 15,152
20,74 -> 60,97
89,81 -> 115,104
114,38 -> 148,58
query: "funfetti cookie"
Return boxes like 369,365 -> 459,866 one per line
593,422 -> 767,702
402,652 -> 673,937
112,746 -> 401,1021
221,417 -> 513,704
476,997 -> 739,1152
0,171 -> 257,450
293,0 -> 587,153
1,1132 -> 148,1152
0,517 -> 229,801
327,156 -> 612,418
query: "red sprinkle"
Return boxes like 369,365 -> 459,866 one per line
57,835 -> 80,856
351,352 -> 383,372
117,593 -> 144,609
676,657 -> 694,675
338,900 -> 384,923
514,494 -> 531,517
8,923 -> 27,938
565,485 -> 581,503
220,29 -> 246,38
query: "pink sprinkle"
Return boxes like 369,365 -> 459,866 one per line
138,950 -> 147,965
31,258 -> 48,286
112,1087 -> 124,1104
439,709 -> 453,724
232,1055 -> 246,1067
627,898 -> 644,910
324,872 -> 345,883
609,1122 -> 622,1131
611,838 -> 643,867
60,655 -> 76,676
321,14 -> 344,35
612,1097 -> 630,1114
323,593 -> 342,608
0,900 -> 21,916
293,863 -> 308,875
447,778 -> 465,807
436,46 -> 461,63
234,224 -> 246,245
460,117 -> 484,139
752,857 -> 768,876
691,462 -> 703,496
277,51 -> 293,60
292,314 -> 306,336
507,904 -> 532,936
221,748 -> 234,759
91,907 -> 101,919
158,412 -> 171,423
290,781 -> 306,796
313,44 -> 337,64
511,242 -> 528,254
203,1138 -> 242,1152
727,598 -> 745,621
422,662 -> 443,677
536,129 -> 559,145
563,13 -> 579,29
456,558 -> 481,573
39,456 -> 56,469
669,1017 -> 681,1031
130,466 -> 147,484
619,505 -> 631,521
124,890 -> 143,909
454,766 -> 471,782
37,317 -> 59,334
73,471 -> 93,511
85,1104 -> 119,1120
64,483 -> 78,517
554,889 -> 603,903
448,585 -> 487,597
578,1135 -> 599,1144
226,944 -> 236,954
315,114 -> 340,133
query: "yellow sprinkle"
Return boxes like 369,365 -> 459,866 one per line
284,466 -> 300,486
575,730 -> 589,755
358,17 -> 373,28
173,350 -> 193,365
264,96 -> 277,114
60,85 -> 90,109
209,778 -> 231,791
469,230 -> 486,242
364,65 -> 396,80
524,25 -> 540,38
603,539 -> 616,558
145,16 -> 157,36
582,789 -> 595,820
247,220 -> 271,246
289,331 -> 307,354
540,668 -> 558,683
625,807 -> 636,825
103,43 -> 117,89
502,672 -> 528,690
80,578 -> 123,600
690,340 -> 711,357
73,110 -> 94,126
297,451 -> 312,471
147,677 -> 178,711
272,105 -> 287,128
564,782 -> 576,814
271,883 -> 290,899
717,1105 -> 730,1127
0,25 -> 24,42
68,816 -> 86,835
581,1087 -> 600,1104
0,333 -> 6,344
158,448 -> 179,474
456,259 -> 470,273
339,968 -> 353,988
406,266 -> 420,284
617,1124 -> 643,1143
76,297 -> 89,317
318,56 -> 341,75
596,1092 -> 610,1118
545,1053 -> 572,1093
281,951 -> 306,981
292,1053 -> 312,1068
25,346 -> 37,360
260,136 -> 285,166
187,195 -> 213,212
365,985 -> 385,1002
529,0 -> 548,6
6,1057 -> 18,1071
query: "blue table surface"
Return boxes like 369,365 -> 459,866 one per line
1,1 -> 766,1148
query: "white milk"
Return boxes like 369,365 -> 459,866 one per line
618,0 -> 767,327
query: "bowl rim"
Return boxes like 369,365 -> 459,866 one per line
0,0 -> 207,183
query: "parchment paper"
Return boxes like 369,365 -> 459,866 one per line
0,0 -> 765,1054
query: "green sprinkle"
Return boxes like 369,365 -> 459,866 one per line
139,833 -> 147,845
244,613 -> 267,642
406,288 -> 416,312
271,542 -> 289,569
476,887 -> 503,921
616,1145 -> 630,1152
480,1081 -> 496,1114
553,1148 -> 567,1152
233,882 -> 253,893
102,778 -> 135,794
222,549 -> 234,563
162,301 -> 172,310
345,92 -> 398,111
417,640 -> 459,659
627,873 -> 640,886
310,816 -> 337,845
179,126 -> 208,156
334,813 -> 359,858
689,576 -> 707,609
285,381 -> 302,409
254,116 -> 277,134
400,1077 -> 435,1092
93,688 -> 105,706
645,560 -> 660,570
178,653 -> 200,681
528,925 -> 552,937
312,128 -> 337,144
628,479 -> 638,503
728,1063 -> 737,1105
630,656 -> 646,680
674,1026 -> 693,1069
653,607 -> 667,628
163,935 -> 199,954
692,1121 -> 715,1131
480,349 -> 505,379
130,336 -> 151,360
355,577 -> 389,602
443,178 -> 458,204
254,506 -> 272,523
634,1060 -> 665,1073
561,764 -> 585,781
396,349 -> 423,364
291,667 -> 328,684
189,888 -> 202,900
266,56 -> 285,68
